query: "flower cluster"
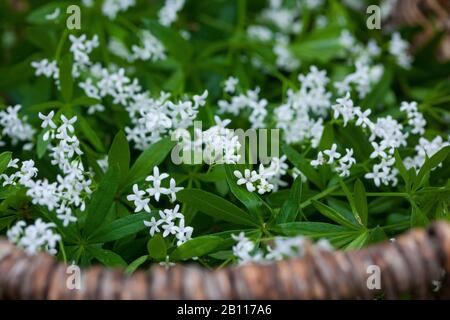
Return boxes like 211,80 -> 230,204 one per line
144,205 -> 193,246
32,33 -> 206,151
233,155 -> 289,194
247,0 -> 301,71
331,93 -> 408,186
331,92 -> 373,128
127,166 -> 183,205
1,113 -> 93,226
335,59 -> 383,100
400,101 -> 427,135
0,105 -> 35,150
231,232 -> 333,265
31,59 -> 59,84
404,136 -> 450,171
274,66 -> 331,146
102,0 -> 136,20
389,32 -> 412,69
311,144 -> 356,178
109,31 -> 167,64
130,31 -> 166,62
218,81 -> 268,129
7,219 -> 61,255
158,0 -> 185,26
127,166 -> 192,246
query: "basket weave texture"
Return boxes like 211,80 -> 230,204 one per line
1,222 -> 450,299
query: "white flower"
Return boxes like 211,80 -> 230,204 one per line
176,218 -> 193,246
158,0 -> 185,26
193,90 -> 208,108
234,169 -> 258,192
7,158 -> 19,169
389,32 -> 412,68
164,178 -> 183,202
370,142 -> 387,159
38,111 -> 57,129
162,205 -> 184,221
8,219 -> 61,255
127,184 -> 151,213
159,255 -> 175,269
145,166 -> 169,202
59,115 -> 77,133
354,108 -> 373,129
324,144 -> 341,164
224,77 -> 239,94
161,220 -> 178,238
144,216 -> 162,236
311,151 -> 325,167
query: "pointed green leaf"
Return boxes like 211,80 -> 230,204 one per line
88,246 -> 126,268
413,146 -> 450,190
83,165 -> 120,236
177,189 -> 257,227
147,234 -> 166,260
88,212 -> 149,243
224,165 -> 272,223
126,137 -> 176,185
0,152 -> 12,175
125,255 -> 148,274
283,144 -> 323,189
170,236 -> 223,261
312,200 -> 361,229
276,177 -> 302,223
108,130 -> 130,183
354,179 -> 368,226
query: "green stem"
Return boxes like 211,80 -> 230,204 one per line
54,29 -> 69,61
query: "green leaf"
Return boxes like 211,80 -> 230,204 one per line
394,149 -> 410,187
312,200 -> 361,229
276,177 -> 302,224
88,213 -> 149,243
71,96 -> 101,107
224,165 -> 272,223
319,123 -> 334,150
362,67 -> 393,109
345,231 -> 369,250
125,255 -> 148,274
0,152 -> 12,175
271,221 -> 356,238
78,115 -> 105,153
0,215 -> 16,231
147,234 -> 167,260
291,27 -> 343,62
126,137 -> 176,185
177,189 -> 257,227
335,125 -> 371,161
59,55 -> 73,102
36,131 -> 50,159
28,101 -> 64,112
83,165 -> 120,237
108,130 -> 130,183
413,146 -> 450,190
283,144 -> 323,189
143,20 -> 192,64
170,236 -> 223,261
354,179 -> 368,226
411,202 -> 429,227
87,246 -> 127,268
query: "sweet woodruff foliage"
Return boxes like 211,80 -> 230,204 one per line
0,0 -> 449,270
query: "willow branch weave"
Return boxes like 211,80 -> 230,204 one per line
1,222 -> 450,299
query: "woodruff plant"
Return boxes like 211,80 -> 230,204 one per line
0,0 -> 449,272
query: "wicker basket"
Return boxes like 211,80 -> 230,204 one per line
0,221 -> 449,300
